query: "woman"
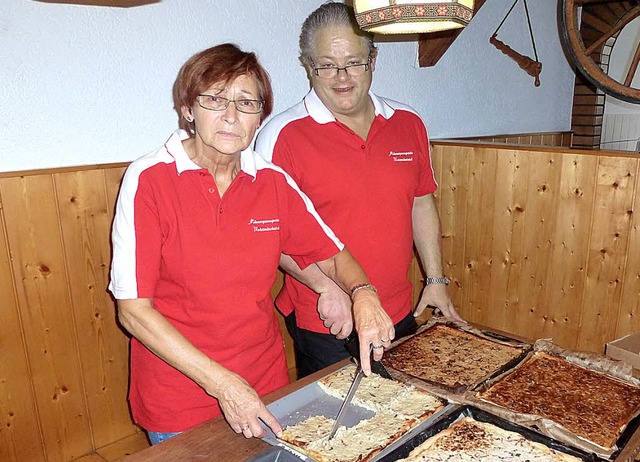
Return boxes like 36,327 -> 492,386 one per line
108,43 -> 394,445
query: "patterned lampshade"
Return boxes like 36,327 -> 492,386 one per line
353,0 -> 475,34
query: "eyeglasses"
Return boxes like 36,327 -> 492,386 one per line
309,58 -> 371,79
196,94 -> 264,114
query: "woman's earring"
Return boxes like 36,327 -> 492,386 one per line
186,116 -> 194,123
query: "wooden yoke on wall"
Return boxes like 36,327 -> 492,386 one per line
489,0 -> 542,87
489,34 -> 542,86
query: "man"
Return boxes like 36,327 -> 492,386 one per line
255,2 -> 462,377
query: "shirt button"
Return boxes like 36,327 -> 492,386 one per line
209,188 -> 214,193
361,145 -> 365,150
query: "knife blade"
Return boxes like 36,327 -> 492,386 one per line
344,332 -> 393,379
327,363 -> 365,440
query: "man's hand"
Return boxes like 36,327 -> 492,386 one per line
352,288 -> 395,375
215,371 -> 282,439
414,283 -> 463,321
317,286 -> 353,339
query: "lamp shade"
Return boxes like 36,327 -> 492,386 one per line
354,0 -> 474,34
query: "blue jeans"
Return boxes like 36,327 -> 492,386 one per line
147,431 -> 181,445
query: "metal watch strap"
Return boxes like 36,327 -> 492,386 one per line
425,276 -> 450,285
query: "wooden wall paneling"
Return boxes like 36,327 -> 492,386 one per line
413,144 -> 442,313
0,175 -> 93,461
5,147 -> 640,461
103,166 -> 127,210
530,135 -> 543,146
95,431 -> 150,460
511,151 -> 563,341
577,157 -> 639,352
544,154 -> 598,349
269,271 -> 296,381
431,145 -> 470,315
455,132 -> 573,148
517,136 -> 530,145
408,255 -> 422,312
618,168 -> 640,340
486,148 -> 529,334
460,147 -> 499,326
54,169 -> 135,449
71,454 -> 105,462
0,182 -> 46,461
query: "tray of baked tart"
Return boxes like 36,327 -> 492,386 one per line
259,362 -> 454,462
464,339 -> 640,460
379,318 -> 532,402
377,404 -> 603,461
258,320 -> 640,461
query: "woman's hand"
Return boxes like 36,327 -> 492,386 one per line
351,288 -> 395,375
214,371 -> 283,439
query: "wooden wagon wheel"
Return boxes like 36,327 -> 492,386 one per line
560,0 -> 640,103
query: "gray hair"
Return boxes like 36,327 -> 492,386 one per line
299,1 -> 376,64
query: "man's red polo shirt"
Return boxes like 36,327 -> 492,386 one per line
255,90 -> 437,332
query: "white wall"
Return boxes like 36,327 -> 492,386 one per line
1,0 -> 575,172
601,17 -> 640,152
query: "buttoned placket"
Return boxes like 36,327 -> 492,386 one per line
333,115 -> 382,157
196,169 -> 246,228
196,170 -> 226,228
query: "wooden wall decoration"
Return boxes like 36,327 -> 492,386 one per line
2,141 -> 640,461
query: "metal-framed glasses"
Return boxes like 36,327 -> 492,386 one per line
309,58 -> 371,79
196,94 -> 264,114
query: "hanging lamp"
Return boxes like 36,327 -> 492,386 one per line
353,0 -> 475,35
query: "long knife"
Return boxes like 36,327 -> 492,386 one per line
327,364 -> 365,440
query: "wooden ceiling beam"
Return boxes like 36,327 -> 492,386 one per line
418,0 -> 486,67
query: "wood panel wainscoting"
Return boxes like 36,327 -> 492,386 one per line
2,142 -> 640,461
449,130 -> 573,148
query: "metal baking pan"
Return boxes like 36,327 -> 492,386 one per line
382,323 -> 532,395
259,364 -> 453,461
245,445 -> 307,462
376,405 -> 605,462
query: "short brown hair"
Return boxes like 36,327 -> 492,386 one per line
173,43 -> 273,131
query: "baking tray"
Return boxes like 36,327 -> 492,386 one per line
245,446 -> 308,462
376,405 -> 604,461
259,364 -> 454,461
381,321 -> 532,399
467,346 -> 640,459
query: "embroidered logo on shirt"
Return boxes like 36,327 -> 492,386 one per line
248,217 -> 280,232
389,151 -> 414,162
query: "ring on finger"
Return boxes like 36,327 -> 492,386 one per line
372,344 -> 384,349
241,425 -> 250,431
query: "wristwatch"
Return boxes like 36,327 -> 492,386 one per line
425,276 -> 450,285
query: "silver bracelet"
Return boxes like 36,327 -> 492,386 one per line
425,276 -> 450,285
350,283 -> 377,299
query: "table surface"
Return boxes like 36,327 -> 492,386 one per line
121,360 -> 346,461
122,347 -> 640,462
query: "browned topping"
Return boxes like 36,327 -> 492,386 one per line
402,417 -> 582,461
383,324 -> 526,391
433,420 -> 491,452
480,352 -> 640,448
